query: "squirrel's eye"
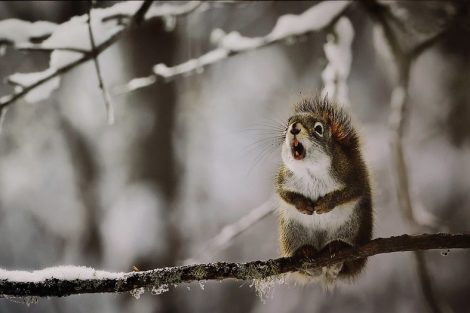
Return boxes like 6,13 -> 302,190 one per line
314,122 -> 324,137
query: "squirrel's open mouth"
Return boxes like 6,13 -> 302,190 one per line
291,138 -> 306,160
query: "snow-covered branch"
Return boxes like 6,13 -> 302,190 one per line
0,233 -> 469,299
118,1 -> 352,93
0,1 -> 202,114
320,16 -> 354,107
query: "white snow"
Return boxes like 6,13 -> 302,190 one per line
40,13 -> 121,52
8,49 -> 83,104
266,1 -> 351,41
214,1 -> 351,52
145,1 -> 201,19
213,29 -> 264,52
0,19 -> 57,47
0,265 -> 124,283
153,48 -> 228,79
8,68 -> 60,103
151,284 -> 169,295
321,17 -> 354,106
130,287 -> 145,299
127,0 -> 351,91
3,1 -> 145,105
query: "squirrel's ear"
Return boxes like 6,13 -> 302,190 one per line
330,121 -> 348,142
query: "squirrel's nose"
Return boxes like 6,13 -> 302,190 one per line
290,123 -> 301,135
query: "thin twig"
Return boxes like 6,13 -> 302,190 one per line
87,2 -> 114,124
17,45 -> 89,54
183,199 -> 275,264
0,233 -> 468,298
133,0 -> 154,26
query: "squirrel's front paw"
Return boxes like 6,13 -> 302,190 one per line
314,198 -> 333,214
295,198 -> 315,215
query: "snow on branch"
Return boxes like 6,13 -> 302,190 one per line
0,233 -> 469,299
118,1 -> 352,93
0,19 -> 57,49
0,1 -> 202,115
321,17 -> 354,107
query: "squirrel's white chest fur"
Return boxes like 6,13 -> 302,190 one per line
279,152 -> 358,246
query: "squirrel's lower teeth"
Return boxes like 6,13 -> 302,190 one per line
291,141 -> 305,160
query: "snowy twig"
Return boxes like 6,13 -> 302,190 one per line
87,2 -> 115,124
0,233 -> 468,298
118,1 -> 352,93
0,1 -> 201,111
184,199 -> 275,264
362,2 -> 453,313
321,16 -> 354,107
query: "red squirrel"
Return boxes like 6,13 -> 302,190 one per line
276,97 -> 373,286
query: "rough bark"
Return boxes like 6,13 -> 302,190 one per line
1,233 -> 469,298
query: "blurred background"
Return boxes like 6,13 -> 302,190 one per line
0,1 -> 470,312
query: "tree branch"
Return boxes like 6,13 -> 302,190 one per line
0,233 -> 468,298
362,2 -> 455,313
87,1 -> 114,124
0,1 -> 201,111
117,1 -> 352,93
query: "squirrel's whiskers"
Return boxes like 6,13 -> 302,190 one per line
241,118 -> 287,175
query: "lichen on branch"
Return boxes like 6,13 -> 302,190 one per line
0,233 -> 469,299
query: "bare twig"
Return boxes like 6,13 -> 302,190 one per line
133,0 -> 154,25
0,233 -> 468,298
184,199 -> 275,264
16,45 -> 89,53
362,2 -> 454,313
87,2 -> 114,124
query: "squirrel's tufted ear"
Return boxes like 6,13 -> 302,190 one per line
330,119 -> 349,142
294,96 -> 356,146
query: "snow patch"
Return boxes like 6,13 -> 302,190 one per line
267,1 -> 351,41
0,19 -> 57,47
145,1 -> 201,19
321,17 -> 354,107
151,284 -> 169,295
4,296 -> 39,306
130,287 -> 145,299
9,70 -> 60,103
153,48 -> 228,79
0,265 -> 124,283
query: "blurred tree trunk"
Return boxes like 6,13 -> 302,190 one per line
126,18 -> 182,313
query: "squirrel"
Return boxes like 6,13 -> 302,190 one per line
276,96 -> 373,286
